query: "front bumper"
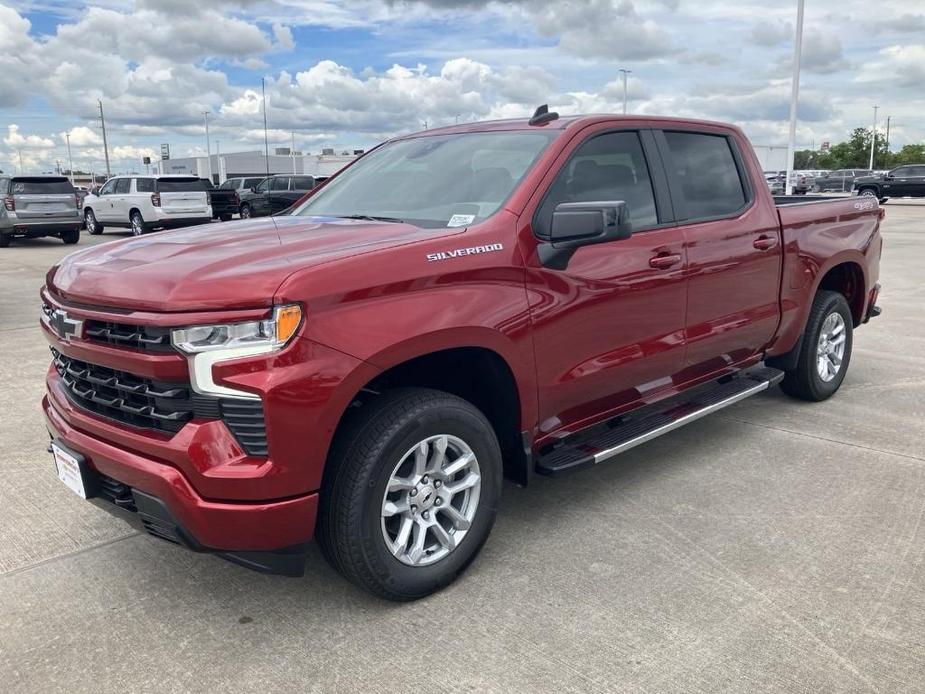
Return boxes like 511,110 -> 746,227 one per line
44,391 -> 318,569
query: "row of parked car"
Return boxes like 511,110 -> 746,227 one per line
0,172 -> 324,247
764,166 -> 925,197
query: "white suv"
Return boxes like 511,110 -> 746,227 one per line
83,175 -> 212,236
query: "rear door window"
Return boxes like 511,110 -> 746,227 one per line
135,178 -> 155,193
660,131 -> 747,221
290,176 -> 315,191
155,178 -> 207,192
245,178 -> 263,189
11,178 -> 74,194
114,178 -> 131,194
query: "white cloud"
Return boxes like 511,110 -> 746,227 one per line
60,126 -> 103,147
4,125 -> 55,149
750,20 -> 792,47
856,44 -> 925,88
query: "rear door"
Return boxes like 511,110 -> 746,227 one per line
155,177 -> 209,215
9,177 -> 78,222
269,176 -> 291,212
654,128 -> 783,378
906,166 -> 925,196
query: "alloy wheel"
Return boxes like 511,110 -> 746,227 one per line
816,312 -> 847,382
381,434 -> 481,567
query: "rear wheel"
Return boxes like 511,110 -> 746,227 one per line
0,234 -> 10,248
219,214 -> 232,222
780,290 -> 853,401
85,210 -> 103,235
60,229 -> 79,245
240,204 -> 252,219
130,211 -> 146,236
859,187 -> 878,198
318,388 -> 502,601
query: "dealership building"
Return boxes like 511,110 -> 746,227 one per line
154,148 -> 364,183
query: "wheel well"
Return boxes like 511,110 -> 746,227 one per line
336,347 -> 529,484
818,262 -> 865,326
129,207 -> 141,218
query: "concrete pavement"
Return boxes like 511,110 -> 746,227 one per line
1,206 -> 924,693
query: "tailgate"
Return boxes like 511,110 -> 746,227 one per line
160,191 -> 209,212
12,194 -> 78,220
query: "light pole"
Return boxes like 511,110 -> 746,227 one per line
65,132 -> 75,185
784,0 -> 805,196
618,68 -> 632,114
202,111 -> 212,184
869,106 -> 879,170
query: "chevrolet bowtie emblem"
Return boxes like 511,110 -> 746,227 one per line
48,309 -> 84,342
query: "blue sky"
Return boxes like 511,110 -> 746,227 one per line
1,0 -> 922,174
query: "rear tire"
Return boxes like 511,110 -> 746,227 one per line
240,204 -> 252,219
780,290 -> 853,402
60,229 -> 79,245
858,187 -> 878,198
85,210 -> 103,235
318,388 -> 502,601
130,211 -> 146,236
0,234 -> 10,248
219,214 -> 232,222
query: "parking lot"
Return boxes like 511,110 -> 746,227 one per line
1,202 -> 924,693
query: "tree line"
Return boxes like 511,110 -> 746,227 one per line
795,128 -> 925,171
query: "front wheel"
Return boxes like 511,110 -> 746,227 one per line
859,188 -> 878,198
219,214 -> 232,222
85,210 -> 103,235
318,388 -> 502,601
780,290 -> 853,401
240,204 -> 252,219
0,234 -> 10,248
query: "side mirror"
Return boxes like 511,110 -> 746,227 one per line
885,174 -> 894,180
538,201 -> 632,270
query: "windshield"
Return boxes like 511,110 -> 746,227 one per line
292,131 -> 557,228
156,178 -> 207,192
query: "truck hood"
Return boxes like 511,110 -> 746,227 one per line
51,216 -> 454,311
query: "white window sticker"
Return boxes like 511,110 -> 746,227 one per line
447,214 -> 475,228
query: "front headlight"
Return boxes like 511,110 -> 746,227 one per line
172,304 -> 302,354
171,304 -> 303,399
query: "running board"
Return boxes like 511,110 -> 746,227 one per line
535,367 -> 784,477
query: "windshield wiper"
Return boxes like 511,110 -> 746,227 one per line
337,214 -> 405,224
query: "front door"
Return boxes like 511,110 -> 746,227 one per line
654,128 -> 782,379
525,128 -> 689,437
94,179 -> 118,222
110,177 -> 131,223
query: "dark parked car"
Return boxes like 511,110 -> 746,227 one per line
814,169 -> 872,193
854,165 -> 925,199
200,179 -> 239,221
238,175 -> 317,218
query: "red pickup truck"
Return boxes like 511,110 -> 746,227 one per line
41,111 -> 882,600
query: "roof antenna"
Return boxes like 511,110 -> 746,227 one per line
529,104 -> 559,126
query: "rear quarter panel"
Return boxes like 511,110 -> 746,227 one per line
769,197 -> 882,356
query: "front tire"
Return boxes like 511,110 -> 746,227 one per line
240,204 -> 252,219
780,290 -> 853,401
0,234 -> 10,248
318,388 -> 502,601
858,188 -> 878,198
60,229 -> 79,245
85,209 -> 103,235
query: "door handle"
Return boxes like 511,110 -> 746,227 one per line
753,236 -> 778,251
649,253 -> 682,269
